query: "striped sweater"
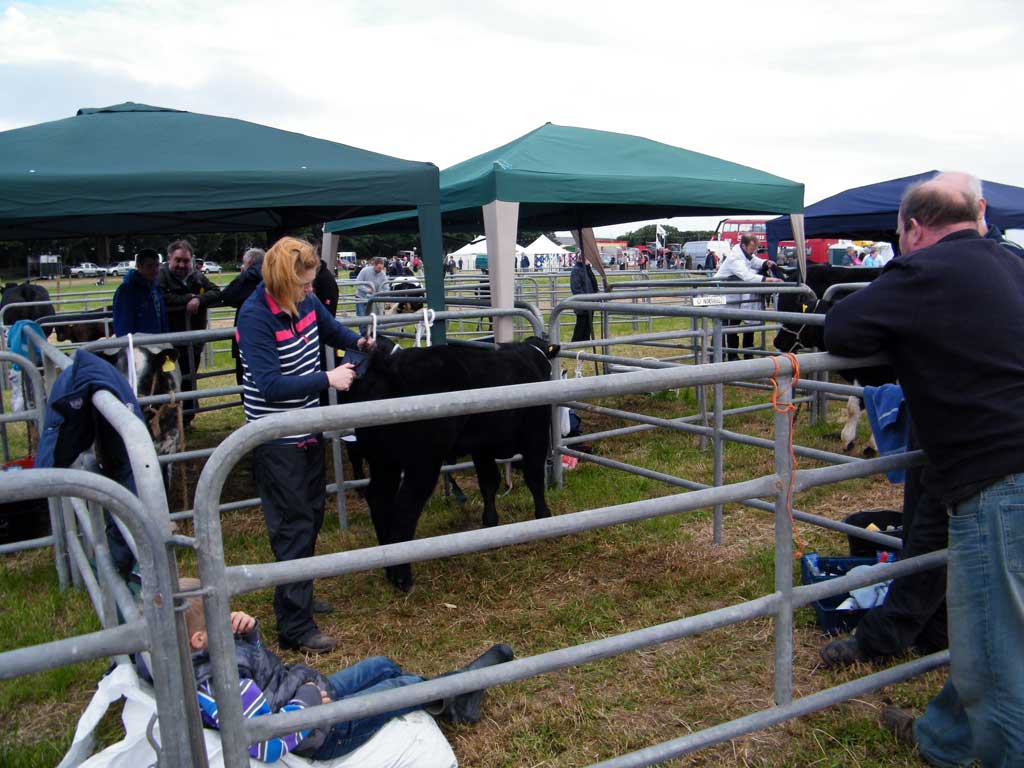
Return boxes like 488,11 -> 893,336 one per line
193,626 -> 323,762
196,675 -> 312,762
237,284 -> 362,444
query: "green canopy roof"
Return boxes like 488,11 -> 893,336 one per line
0,102 -> 439,239
326,122 -> 803,234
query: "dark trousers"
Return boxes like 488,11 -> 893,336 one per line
722,319 -> 755,362
571,311 -> 594,343
175,343 -> 203,422
854,458 -> 949,657
253,440 -> 326,645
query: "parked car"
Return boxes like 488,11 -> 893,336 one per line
106,261 -> 135,276
201,260 -> 223,274
69,262 -> 102,278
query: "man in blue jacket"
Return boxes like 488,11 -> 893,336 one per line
112,249 -> 167,336
824,173 -> 1024,767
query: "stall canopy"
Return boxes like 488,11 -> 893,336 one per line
766,170 -> 1024,250
326,122 -> 804,234
324,123 -> 804,341
0,102 -> 440,239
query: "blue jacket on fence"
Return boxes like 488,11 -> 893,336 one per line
863,383 -> 909,484
35,349 -> 144,475
36,350 -> 145,576
112,269 -> 168,336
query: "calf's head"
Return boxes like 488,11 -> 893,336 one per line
97,344 -> 182,454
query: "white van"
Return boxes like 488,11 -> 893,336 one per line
683,240 -> 730,269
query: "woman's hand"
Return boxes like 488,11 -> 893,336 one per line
357,336 -> 376,352
326,363 -> 357,391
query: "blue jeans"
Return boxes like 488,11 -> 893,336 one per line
312,656 -> 424,759
915,472 -> 1024,767
356,301 -> 369,337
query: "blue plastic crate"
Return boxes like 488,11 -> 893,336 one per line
799,553 -> 893,636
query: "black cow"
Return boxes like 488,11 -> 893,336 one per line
1,282 -> 54,327
773,264 -> 894,453
343,335 -> 560,591
42,309 -> 112,344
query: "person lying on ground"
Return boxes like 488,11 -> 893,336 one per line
179,578 -> 514,762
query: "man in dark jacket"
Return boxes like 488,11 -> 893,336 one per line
112,249 -> 167,336
824,173 -> 1024,766
313,259 -> 339,318
158,240 -> 222,424
221,248 -> 265,385
569,252 -> 599,342
313,259 -> 342,405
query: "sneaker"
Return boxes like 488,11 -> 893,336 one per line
819,636 -> 867,668
280,632 -> 338,654
311,599 -> 335,615
882,705 -> 916,746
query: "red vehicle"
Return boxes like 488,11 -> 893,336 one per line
775,238 -> 839,265
714,218 -> 837,264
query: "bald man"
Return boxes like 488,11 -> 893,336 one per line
935,170 -> 1024,259
824,172 -> 1024,766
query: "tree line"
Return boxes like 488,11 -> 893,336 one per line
613,224 -> 716,247
0,223 -> 712,275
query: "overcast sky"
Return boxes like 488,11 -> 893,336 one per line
2,0 -> 1023,238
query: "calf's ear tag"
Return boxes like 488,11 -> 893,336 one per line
162,359 -> 176,373
801,303 -> 808,313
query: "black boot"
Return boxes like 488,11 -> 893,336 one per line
427,643 -> 514,724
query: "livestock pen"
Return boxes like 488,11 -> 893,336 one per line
0,283 -> 946,767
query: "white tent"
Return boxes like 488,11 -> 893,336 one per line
522,233 -> 571,271
524,234 -> 569,255
449,237 -> 526,258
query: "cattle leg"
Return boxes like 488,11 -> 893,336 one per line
521,450 -> 551,520
385,459 -> 444,592
863,434 -> 878,458
365,458 -> 401,569
841,396 -> 861,452
443,471 -> 467,504
472,453 -> 502,528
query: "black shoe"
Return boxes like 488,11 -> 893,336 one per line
882,705 -> 916,746
820,636 -> 867,668
312,599 -> 335,615
432,643 -> 514,724
280,632 -> 338,654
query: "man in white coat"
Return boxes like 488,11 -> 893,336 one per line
713,234 -> 781,361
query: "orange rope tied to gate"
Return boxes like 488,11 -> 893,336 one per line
770,353 -> 805,559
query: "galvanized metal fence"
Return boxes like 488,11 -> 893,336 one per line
189,350 -> 946,768
0,281 -> 949,767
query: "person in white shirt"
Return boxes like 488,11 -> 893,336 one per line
713,234 -> 781,361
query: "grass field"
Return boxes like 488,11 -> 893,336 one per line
0,316 -> 943,767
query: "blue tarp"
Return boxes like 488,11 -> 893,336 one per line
766,170 -> 1024,251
